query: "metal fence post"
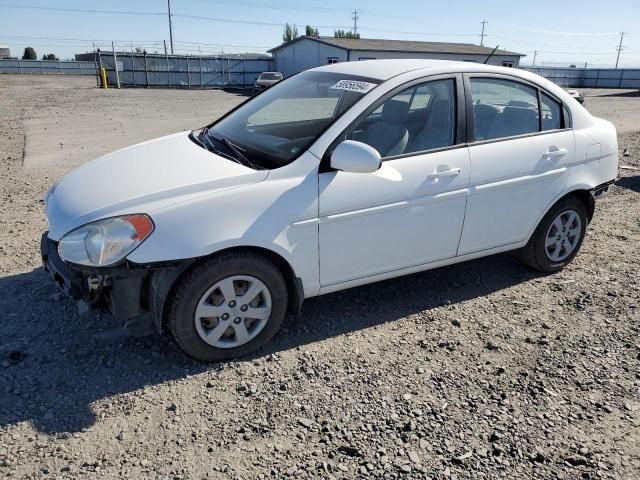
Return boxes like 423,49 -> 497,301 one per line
97,50 -> 103,86
144,52 -> 149,88
199,56 -> 203,86
112,41 -> 121,88
187,56 -> 190,87
619,69 -> 624,88
93,45 -> 99,86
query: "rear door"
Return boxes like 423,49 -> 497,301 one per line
458,75 -> 576,255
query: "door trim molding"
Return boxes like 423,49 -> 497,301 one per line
320,187 -> 468,222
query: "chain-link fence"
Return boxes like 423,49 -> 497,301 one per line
98,52 -> 274,88
523,67 -> 640,89
0,59 -> 96,75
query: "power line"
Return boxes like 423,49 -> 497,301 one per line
174,40 -> 272,48
192,0 -> 349,13
0,34 -> 164,43
359,27 -> 477,37
0,2 -> 347,29
491,20 -> 618,37
0,3 -> 165,16
173,12 -> 347,29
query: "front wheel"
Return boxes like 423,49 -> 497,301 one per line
166,252 -> 288,362
520,196 -> 588,273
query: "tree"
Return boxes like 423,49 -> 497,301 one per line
42,53 -> 58,61
305,25 -> 319,37
333,29 -> 360,39
282,23 -> 299,43
22,47 -> 37,60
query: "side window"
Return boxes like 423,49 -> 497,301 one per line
346,79 -> 456,158
327,57 -> 339,64
409,84 -> 433,111
470,78 -> 539,141
541,93 -> 562,131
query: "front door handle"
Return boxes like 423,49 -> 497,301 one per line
428,167 -> 461,180
542,147 -> 568,159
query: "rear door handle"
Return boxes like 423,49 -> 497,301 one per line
542,147 -> 568,159
428,168 -> 461,180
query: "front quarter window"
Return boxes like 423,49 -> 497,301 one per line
206,72 -> 380,169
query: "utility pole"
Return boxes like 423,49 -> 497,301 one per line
352,9 -> 361,36
480,19 -> 488,47
167,0 -> 174,54
532,50 -> 538,67
615,31 -> 626,69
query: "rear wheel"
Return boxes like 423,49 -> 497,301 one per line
166,252 -> 288,362
520,196 -> 588,273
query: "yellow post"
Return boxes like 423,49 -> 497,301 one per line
100,67 -> 108,89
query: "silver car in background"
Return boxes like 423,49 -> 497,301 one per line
253,71 -> 283,91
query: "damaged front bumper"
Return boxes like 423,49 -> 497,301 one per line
40,232 -> 192,331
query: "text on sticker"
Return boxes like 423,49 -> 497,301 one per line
330,80 -> 377,93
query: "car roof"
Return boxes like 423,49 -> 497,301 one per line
310,59 -> 519,81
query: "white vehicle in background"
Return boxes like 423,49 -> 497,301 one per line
42,60 -> 618,361
253,71 -> 283,91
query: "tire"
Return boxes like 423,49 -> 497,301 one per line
166,252 -> 288,362
520,196 -> 588,273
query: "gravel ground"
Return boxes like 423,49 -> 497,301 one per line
0,75 -> 639,479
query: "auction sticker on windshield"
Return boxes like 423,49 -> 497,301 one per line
330,79 -> 377,94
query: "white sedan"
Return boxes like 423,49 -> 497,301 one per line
42,60 -> 618,361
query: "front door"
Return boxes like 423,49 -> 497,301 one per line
318,77 -> 470,287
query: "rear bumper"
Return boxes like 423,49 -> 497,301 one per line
40,232 -> 191,328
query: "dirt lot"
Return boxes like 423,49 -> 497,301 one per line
0,75 -> 639,479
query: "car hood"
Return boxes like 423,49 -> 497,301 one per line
46,131 -> 268,240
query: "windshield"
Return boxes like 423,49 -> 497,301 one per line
259,72 -> 282,80
201,71 -> 380,169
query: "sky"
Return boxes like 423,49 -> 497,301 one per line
0,0 -> 639,67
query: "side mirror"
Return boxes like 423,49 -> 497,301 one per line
330,140 -> 381,174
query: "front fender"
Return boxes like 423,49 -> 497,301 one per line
127,169 -> 321,298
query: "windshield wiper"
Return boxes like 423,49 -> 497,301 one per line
201,128 -> 262,170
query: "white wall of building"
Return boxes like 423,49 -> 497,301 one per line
273,39 -> 522,77
274,41 -> 347,77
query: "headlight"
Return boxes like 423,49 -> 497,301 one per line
58,214 -> 154,267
